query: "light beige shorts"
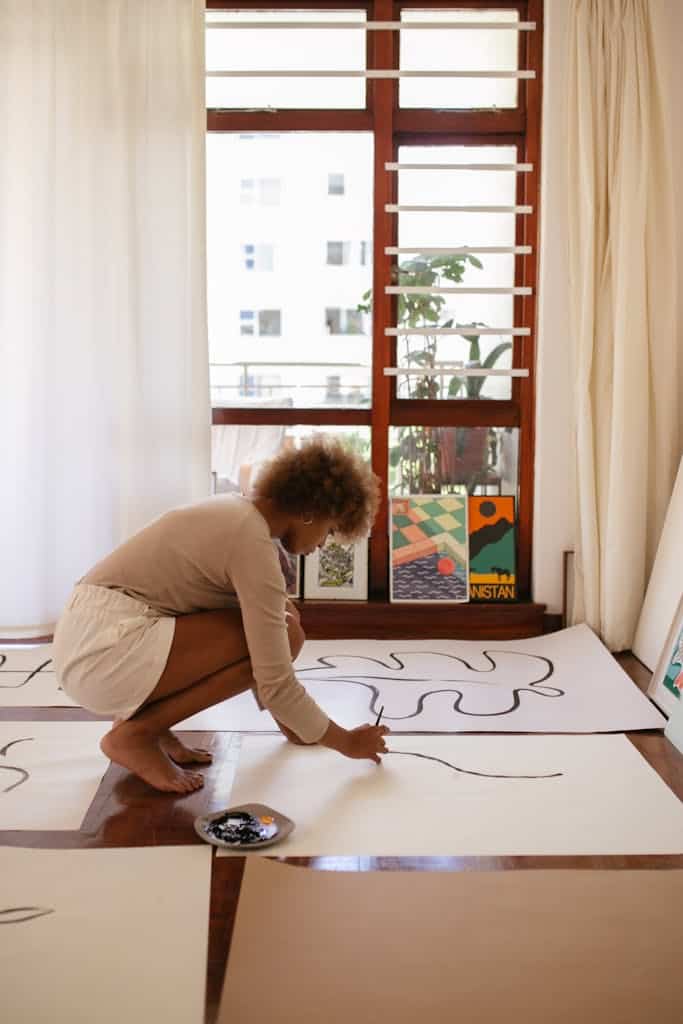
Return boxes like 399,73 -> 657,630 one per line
52,583 -> 176,719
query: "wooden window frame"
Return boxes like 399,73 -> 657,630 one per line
207,0 -> 543,616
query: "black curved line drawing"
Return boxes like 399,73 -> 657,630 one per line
386,750 -> 563,780
0,907 -> 55,925
0,737 -> 34,794
297,649 -> 562,720
0,661 -> 54,689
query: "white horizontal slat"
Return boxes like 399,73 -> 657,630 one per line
386,204 -> 532,214
385,162 -> 533,172
386,286 -> 532,295
383,367 -> 529,378
385,246 -> 532,255
206,70 -> 536,80
206,21 -> 537,32
386,327 -> 530,336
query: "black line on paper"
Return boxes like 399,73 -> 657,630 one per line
386,750 -> 563,780
0,660 -> 54,687
298,649 -> 562,720
0,737 -> 34,793
0,907 -> 55,925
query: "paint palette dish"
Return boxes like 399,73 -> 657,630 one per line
194,803 -> 295,851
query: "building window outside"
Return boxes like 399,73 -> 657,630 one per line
258,309 -> 281,336
326,308 -> 364,335
239,373 -> 282,399
239,309 -> 282,336
240,178 -> 255,204
328,172 -> 345,195
326,241 -> 351,266
241,243 -> 274,271
239,309 -> 255,336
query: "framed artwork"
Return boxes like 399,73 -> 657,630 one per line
303,536 -> 368,600
468,496 -> 517,601
390,495 -> 469,603
647,594 -> 683,717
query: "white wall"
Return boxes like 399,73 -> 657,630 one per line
533,0 -> 683,614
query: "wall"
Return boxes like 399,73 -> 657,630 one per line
533,0 -> 683,614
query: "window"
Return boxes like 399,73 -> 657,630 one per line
207,2 -> 542,613
328,173 -> 345,195
326,308 -> 364,335
241,243 -> 274,271
239,309 -> 282,336
326,241 -> 351,266
258,309 -> 281,336
208,133 -> 372,407
239,309 -> 255,336
241,177 -> 282,205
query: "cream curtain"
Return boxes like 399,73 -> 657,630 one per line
0,1 -> 211,637
567,0 -> 680,650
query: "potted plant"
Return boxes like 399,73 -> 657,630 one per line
358,252 -> 511,493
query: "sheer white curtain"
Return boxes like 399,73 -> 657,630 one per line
567,0 -> 680,650
0,1 -> 210,637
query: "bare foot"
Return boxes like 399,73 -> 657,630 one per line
159,730 -> 213,766
100,725 -> 204,794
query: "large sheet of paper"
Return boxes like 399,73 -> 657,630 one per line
219,860 -> 683,1024
1,845 -> 211,1024
634,454 -> 683,670
218,734 -> 683,856
185,624 -> 665,732
0,644 -> 78,708
0,644 -> 54,672
0,721 -> 109,829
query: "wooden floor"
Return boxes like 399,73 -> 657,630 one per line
1,652 -> 682,1024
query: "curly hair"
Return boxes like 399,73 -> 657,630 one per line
253,438 -> 380,541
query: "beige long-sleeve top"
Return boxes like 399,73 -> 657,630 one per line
81,495 -> 330,744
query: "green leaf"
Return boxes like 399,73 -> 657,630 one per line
482,341 -> 512,369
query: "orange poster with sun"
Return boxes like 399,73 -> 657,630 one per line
468,496 -> 516,601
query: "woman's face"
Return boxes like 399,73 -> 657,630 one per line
282,516 -> 336,556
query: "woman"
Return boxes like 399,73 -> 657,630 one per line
53,438 -> 389,794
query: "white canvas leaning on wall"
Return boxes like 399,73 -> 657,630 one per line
647,594 -> 683,718
634,455 -> 683,670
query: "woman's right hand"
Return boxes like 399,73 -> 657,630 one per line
342,723 -> 391,764
321,720 -> 391,763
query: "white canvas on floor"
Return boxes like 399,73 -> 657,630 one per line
0,644 -> 54,672
218,734 -> 683,857
185,625 -> 664,733
219,861 -> 683,1024
0,721 -> 109,830
0,671 -> 79,708
0,845 -> 211,1024
0,644 -> 79,708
